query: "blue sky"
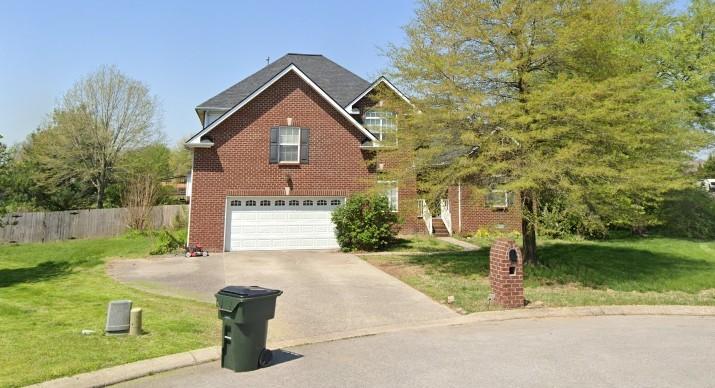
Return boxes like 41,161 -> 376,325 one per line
0,0 -> 692,147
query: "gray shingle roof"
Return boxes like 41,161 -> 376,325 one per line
197,54 -> 371,110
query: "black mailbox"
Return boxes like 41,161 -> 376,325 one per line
508,248 -> 518,275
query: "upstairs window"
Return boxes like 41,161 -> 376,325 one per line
279,126 -> 300,163
204,111 -> 225,127
364,111 -> 397,146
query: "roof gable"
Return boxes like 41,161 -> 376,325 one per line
345,76 -> 413,113
186,64 -> 378,147
197,54 -> 371,110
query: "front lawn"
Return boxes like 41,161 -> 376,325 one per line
0,235 -> 219,388
362,236 -> 715,313
384,235 -> 463,252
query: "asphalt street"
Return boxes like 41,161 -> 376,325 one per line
117,315 -> 715,388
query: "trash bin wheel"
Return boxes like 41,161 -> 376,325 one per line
202,251 -> 209,257
258,348 -> 273,368
185,252 -> 191,258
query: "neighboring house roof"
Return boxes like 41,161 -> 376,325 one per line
197,53 -> 371,110
186,64 -> 378,147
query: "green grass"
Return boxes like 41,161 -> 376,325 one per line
0,235 -> 219,388
362,236 -> 715,313
383,235 -> 463,252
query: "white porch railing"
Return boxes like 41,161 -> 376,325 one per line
439,198 -> 453,236
418,199 -> 433,235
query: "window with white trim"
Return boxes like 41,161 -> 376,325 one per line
378,181 -> 399,212
246,200 -> 256,206
317,200 -> 327,206
230,200 -> 241,206
260,200 -> 271,206
275,200 -> 285,206
303,200 -> 313,206
289,200 -> 299,206
204,111 -> 225,128
279,126 -> 300,163
485,190 -> 515,209
364,111 -> 397,146
331,199 -> 341,206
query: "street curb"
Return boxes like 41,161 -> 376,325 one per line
30,305 -> 715,387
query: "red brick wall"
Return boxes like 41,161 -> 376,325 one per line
376,150 -> 423,234
448,185 -> 522,236
189,71 -> 422,251
351,88 -> 424,235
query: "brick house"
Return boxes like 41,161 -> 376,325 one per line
185,53 -> 519,251
445,183 -> 522,235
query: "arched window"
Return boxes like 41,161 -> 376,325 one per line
230,200 -> 241,206
260,200 -> 271,206
275,200 -> 285,206
246,200 -> 256,206
289,200 -> 300,206
330,199 -> 341,206
303,200 -> 313,206
316,200 -> 327,206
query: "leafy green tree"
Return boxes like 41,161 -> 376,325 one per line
22,65 -> 160,209
388,0 -> 715,263
169,139 -> 192,177
120,143 -> 173,180
0,134 -> 8,225
700,153 -> 715,178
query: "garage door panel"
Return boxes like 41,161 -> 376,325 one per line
227,197 -> 341,251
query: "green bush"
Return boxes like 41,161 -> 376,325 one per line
471,228 -> 522,244
150,229 -> 186,255
331,193 -> 399,251
656,188 -> 715,239
537,203 -> 607,239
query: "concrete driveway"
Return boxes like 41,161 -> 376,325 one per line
117,315 -> 715,388
108,251 -> 455,342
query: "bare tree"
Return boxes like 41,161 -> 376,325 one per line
27,65 -> 160,208
123,174 -> 160,231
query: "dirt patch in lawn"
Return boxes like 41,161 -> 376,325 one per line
370,260 -> 428,279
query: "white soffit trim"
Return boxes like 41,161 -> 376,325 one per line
186,64 -> 377,147
345,76 -> 413,114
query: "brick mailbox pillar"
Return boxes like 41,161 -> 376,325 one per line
489,238 -> 525,308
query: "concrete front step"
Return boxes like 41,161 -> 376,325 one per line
432,218 -> 450,236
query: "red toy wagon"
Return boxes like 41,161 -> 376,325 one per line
185,242 -> 209,258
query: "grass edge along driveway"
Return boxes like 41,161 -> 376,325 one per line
0,235 -> 219,388
361,236 -> 715,314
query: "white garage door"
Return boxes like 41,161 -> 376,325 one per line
226,197 -> 343,251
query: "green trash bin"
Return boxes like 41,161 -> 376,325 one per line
215,286 -> 283,372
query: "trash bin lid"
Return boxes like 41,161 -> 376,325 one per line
217,286 -> 282,299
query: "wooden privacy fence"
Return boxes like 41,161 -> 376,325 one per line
0,205 -> 188,244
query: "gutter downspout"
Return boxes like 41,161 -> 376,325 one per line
186,149 -> 194,245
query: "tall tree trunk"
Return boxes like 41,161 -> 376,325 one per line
521,191 -> 538,265
96,169 -> 106,209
